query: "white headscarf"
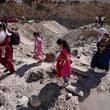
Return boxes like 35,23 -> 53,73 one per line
0,31 -> 6,43
6,29 -> 12,36
0,30 -> 12,44
0,22 -> 11,43
97,28 -> 108,41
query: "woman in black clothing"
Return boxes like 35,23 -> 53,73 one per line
91,33 -> 110,72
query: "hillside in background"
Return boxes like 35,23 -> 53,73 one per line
0,1 -> 109,28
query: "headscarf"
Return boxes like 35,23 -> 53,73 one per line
6,29 -> 12,36
0,22 -> 11,43
97,28 -> 108,41
0,31 -> 6,43
98,33 -> 110,53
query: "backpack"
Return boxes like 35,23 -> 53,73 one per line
0,22 -> 20,45
8,30 -> 20,45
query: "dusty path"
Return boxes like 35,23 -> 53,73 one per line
80,92 -> 110,110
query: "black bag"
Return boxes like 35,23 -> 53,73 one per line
9,30 -> 20,45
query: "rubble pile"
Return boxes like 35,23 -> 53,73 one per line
0,21 -> 110,110
17,21 -> 69,53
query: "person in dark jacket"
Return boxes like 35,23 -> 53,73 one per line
91,33 -> 110,73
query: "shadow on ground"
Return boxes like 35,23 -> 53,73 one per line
16,63 -> 40,77
72,70 -> 106,102
17,83 -> 62,110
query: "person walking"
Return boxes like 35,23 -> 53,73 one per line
33,32 -> 44,63
100,16 -> 105,27
0,22 -> 15,75
56,39 -> 72,86
95,16 -> 99,26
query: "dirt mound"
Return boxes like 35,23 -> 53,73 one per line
63,24 -> 97,48
17,21 -> 69,52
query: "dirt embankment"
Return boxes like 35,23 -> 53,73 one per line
0,2 -> 110,28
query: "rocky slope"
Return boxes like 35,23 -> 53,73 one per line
0,21 -> 109,110
0,1 -> 110,28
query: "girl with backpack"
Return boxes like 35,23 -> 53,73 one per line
56,39 -> 72,86
0,22 -> 15,75
33,32 -> 44,63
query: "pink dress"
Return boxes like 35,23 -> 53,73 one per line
56,48 -> 72,77
34,37 -> 43,61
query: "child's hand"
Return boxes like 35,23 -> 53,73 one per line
33,55 -> 36,59
62,60 -> 66,66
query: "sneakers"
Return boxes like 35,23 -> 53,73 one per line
4,69 -> 15,74
6,71 -> 15,76
3,69 -> 9,73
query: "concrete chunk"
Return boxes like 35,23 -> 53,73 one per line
66,85 -> 84,97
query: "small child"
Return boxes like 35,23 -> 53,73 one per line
100,16 -> 105,27
95,16 -> 99,26
56,39 -> 72,86
33,32 -> 44,63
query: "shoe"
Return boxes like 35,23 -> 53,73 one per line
37,60 -> 43,64
7,72 -> 15,76
62,83 -> 69,88
3,69 -> 9,73
7,70 -> 16,75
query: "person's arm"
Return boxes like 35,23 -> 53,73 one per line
61,49 -> 69,66
34,41 -> 37,52
39,38 -> 44,47
62,49 -> 68,60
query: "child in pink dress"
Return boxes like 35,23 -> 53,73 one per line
56,39 -> 72,86
33,32 -> 44,63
